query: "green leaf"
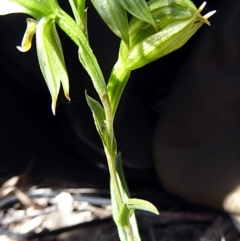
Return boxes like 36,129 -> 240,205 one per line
116,154 -> 141,241
118,198 -> 159,229
126,0 -> 197,50
56,10 -> 107,97
119,0 -> 158,32
115,153 -> 130,197
119,0 -> 215,70
110,177 -> 141,241
0,0 -> 57,19
107,60 -> 131,118
85,92 -> 106,141
68,0 -> 87,31
123,17 -> 199,70
90,0 -> 129,46
78,45 -> 107,97
110,167 -> 129,226
110,179 -> 129,241
56,9 -> 107,100
36,16 -> 69,114
110,154 -> 141,241
114,155 -> 159,233
126,198 -> 159,215
77,0 -> 87,24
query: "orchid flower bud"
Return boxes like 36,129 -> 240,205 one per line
119,1 -> 216,70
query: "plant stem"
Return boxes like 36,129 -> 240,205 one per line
101,94 -> 124,208
126,226 -> 135,241
105,148 -> 123,205
56,8 -> 139,241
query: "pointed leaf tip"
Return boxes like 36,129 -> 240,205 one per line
120,0 -> 157,30
36,17 -> 69,115
65,92 -> 71,101
51,99 -> 56,115
126,198 -> 159,215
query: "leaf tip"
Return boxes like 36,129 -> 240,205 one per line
64,91 -> 71,101
51,100 -> 56,115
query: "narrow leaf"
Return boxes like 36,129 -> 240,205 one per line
107,60 -> 131,117
115,153 -> 130,197
77,0 -> 86,23
36,16 -> 69,114
68,0 -> 82,26
90,0 -> 129,46
126,198 -> 159,215
78,45 -> 107,97
68,0 -> 86,30
85,92 -> 106,140
119,0 -> 158,31
56,9 -> 107,99
52,23 -> 70,102
110,179 -> 129,241
0,0 -> 56,19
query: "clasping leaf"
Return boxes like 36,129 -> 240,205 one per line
118,199 -> 159,227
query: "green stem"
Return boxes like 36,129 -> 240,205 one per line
55,8 -> 138,241
56,7 -> 123,206
56,8 -> 88,46
105,148 -> 123,205
125,226 -> 135,241
101,93 -> 114,146
101,78 -> 138,241
101,93 -> 123,208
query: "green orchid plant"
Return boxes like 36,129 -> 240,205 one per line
0,0 -> 215,240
